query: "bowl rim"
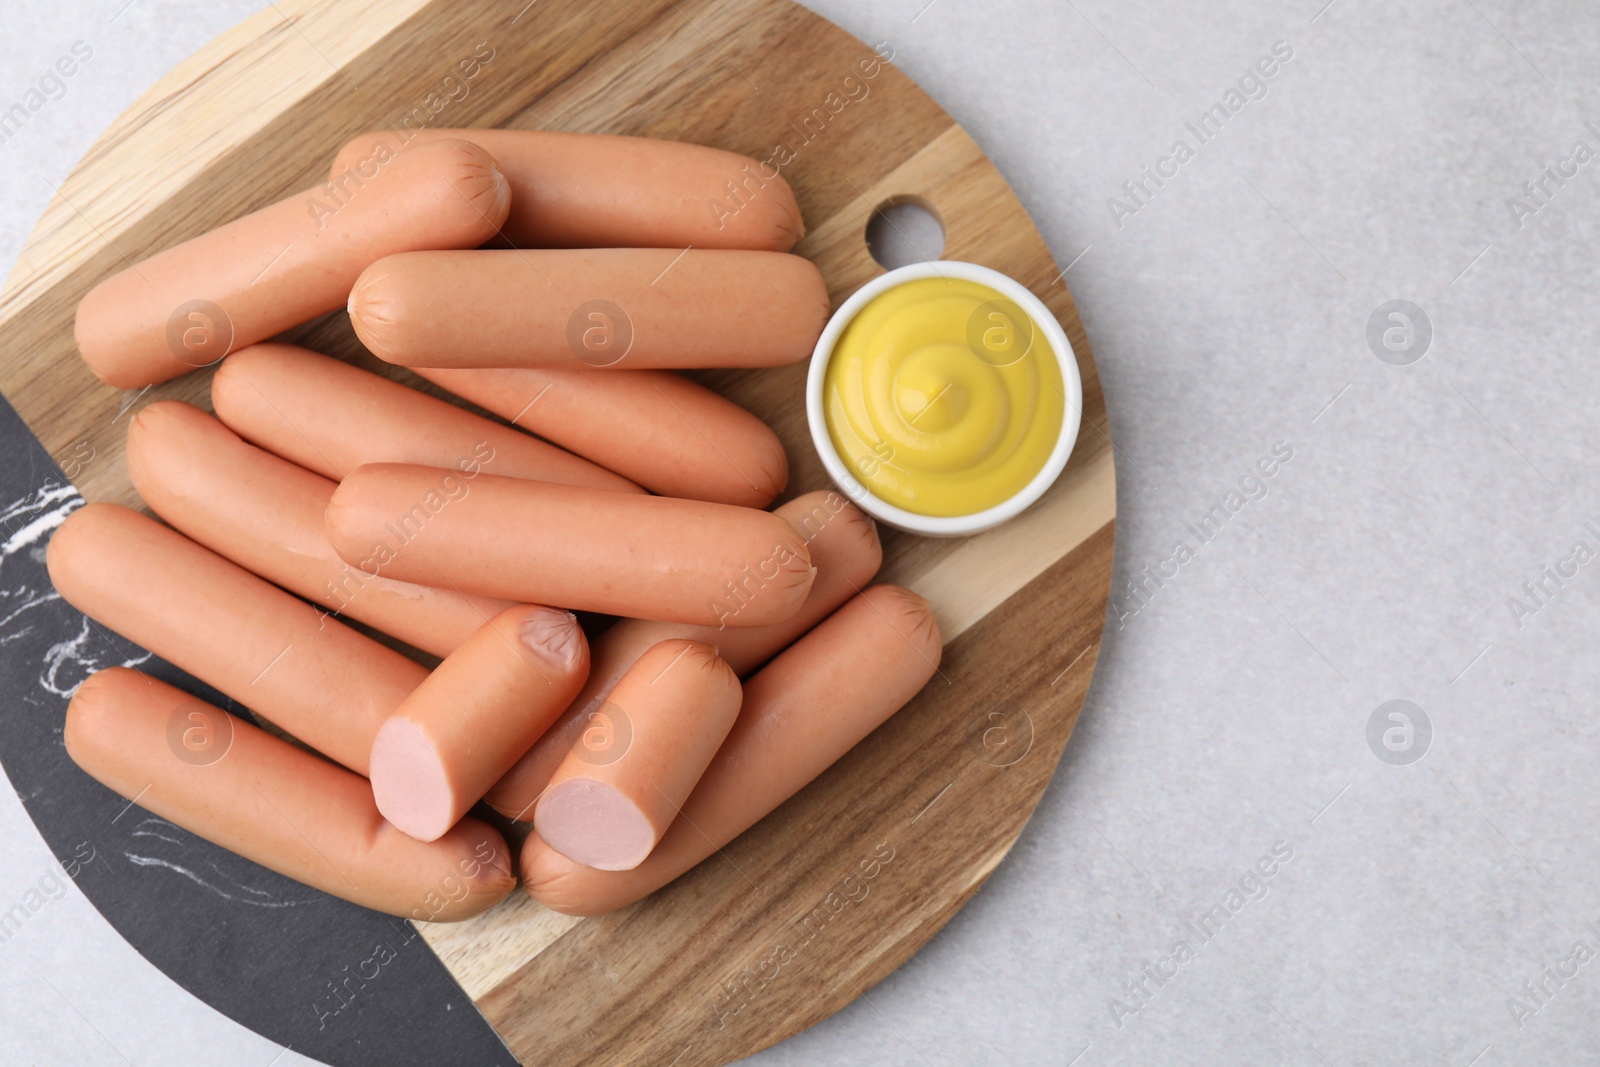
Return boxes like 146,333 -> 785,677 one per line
804,260 -> 1084,537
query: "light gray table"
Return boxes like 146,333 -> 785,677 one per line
4,1 -> 1598,1063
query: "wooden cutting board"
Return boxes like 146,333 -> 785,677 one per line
0,0 -> 1116,1062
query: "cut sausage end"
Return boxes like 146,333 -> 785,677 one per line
370,717 -> 455,843
534,779 -> 657,872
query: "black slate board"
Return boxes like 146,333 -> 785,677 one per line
0,392 -> 516,1067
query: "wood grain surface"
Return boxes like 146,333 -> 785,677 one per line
0,1 -> 1116,1063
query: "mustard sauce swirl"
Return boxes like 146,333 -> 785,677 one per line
823,277 -> 1065,517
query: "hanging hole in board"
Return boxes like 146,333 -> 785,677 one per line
866,196 -> 945,270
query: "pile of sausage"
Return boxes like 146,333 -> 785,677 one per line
47,130 -> 943,921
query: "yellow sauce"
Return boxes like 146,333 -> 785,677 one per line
823,277 -> 1064,517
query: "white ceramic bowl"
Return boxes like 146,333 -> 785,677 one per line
805,261 -> 1083,537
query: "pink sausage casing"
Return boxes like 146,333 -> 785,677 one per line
521,585 -> 942,915
126,400 -> 512,659
211,343 -> 639,493
330,128 -> 804,252
76,139 -> 510,389
66,668 -> 515,921
485,490 -> 880,821
415,365 -> 787,509
370,606 -> 590,843
349,248 -> 829,372
325,464 -> 815,628
534,640 -> 741,871
47,504 -> 425,775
